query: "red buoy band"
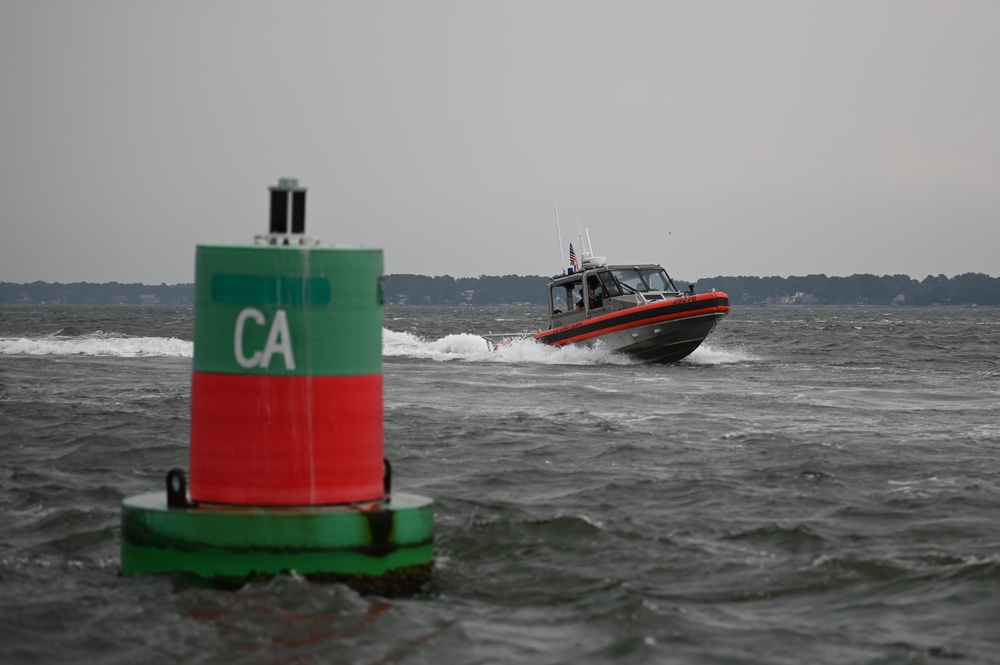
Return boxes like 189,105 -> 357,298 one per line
190,371 -> 384,506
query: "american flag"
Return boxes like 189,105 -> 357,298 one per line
569,243 -> 579,272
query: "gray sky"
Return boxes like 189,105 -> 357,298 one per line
2,1 -> 998,284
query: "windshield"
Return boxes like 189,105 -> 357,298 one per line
644,269 -> 673,292
611,268 -> 674,293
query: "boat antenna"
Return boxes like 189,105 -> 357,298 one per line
575,214 -> 590,260
554,204 -> 566,274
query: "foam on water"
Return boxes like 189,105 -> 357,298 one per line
382,328 -> 753,366
0,333 -> 193,358
685,341 -> 759,365
384,328 -> 625,364
2,327 -> 751,366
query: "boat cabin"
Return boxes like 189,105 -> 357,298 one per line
546,263 -> 681,327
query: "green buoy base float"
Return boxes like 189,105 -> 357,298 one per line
121,472 -> 434,596
120,179 -> 434,595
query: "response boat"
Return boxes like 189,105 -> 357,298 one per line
485,217 -> 729,363
534,255 -> 729,363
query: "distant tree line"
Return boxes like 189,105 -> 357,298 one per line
0,281 -> 195,305
694,273 -> 1000,306
3,272 -> 999,306
384,274 -> 550,305
385,272 -> 1000,306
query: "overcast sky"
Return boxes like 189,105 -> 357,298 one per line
2,1 -> 998,284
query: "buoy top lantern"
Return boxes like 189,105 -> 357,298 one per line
257,177 -> 317,246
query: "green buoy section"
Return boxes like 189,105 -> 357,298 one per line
121,483 -> 434,595
120,179 -> 434,595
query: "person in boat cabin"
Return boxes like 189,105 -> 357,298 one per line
587,277 -> 604,308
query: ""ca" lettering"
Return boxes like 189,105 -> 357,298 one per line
234,307 -> 296,370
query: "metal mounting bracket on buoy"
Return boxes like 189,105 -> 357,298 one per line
166,468 -> 193,508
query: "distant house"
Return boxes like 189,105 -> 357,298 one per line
139,294 -> 159,305
779,292 -> 817,305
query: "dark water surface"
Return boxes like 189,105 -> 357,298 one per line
2,305 -> 999,664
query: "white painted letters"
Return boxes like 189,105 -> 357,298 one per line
234,308 -> 265,368
234,307 -> 296,370
261,310 -> 295,370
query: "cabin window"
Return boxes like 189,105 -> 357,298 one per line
550,278 -> 582,314
644,269 -> 672,292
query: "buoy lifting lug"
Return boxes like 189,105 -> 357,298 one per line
166,468 -> 193,508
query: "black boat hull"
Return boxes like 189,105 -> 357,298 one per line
611,311 -> 725,363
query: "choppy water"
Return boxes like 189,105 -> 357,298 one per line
1,304 -> 999,664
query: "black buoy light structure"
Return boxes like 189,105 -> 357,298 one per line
120,179 -> 434,595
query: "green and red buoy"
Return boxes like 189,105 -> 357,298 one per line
120,180 -> 433,595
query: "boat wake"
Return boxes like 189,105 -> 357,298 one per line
383,329 -> 753,366
2,329 -> 756,365
383,329 -> 630,364
0,333 -> 193,358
